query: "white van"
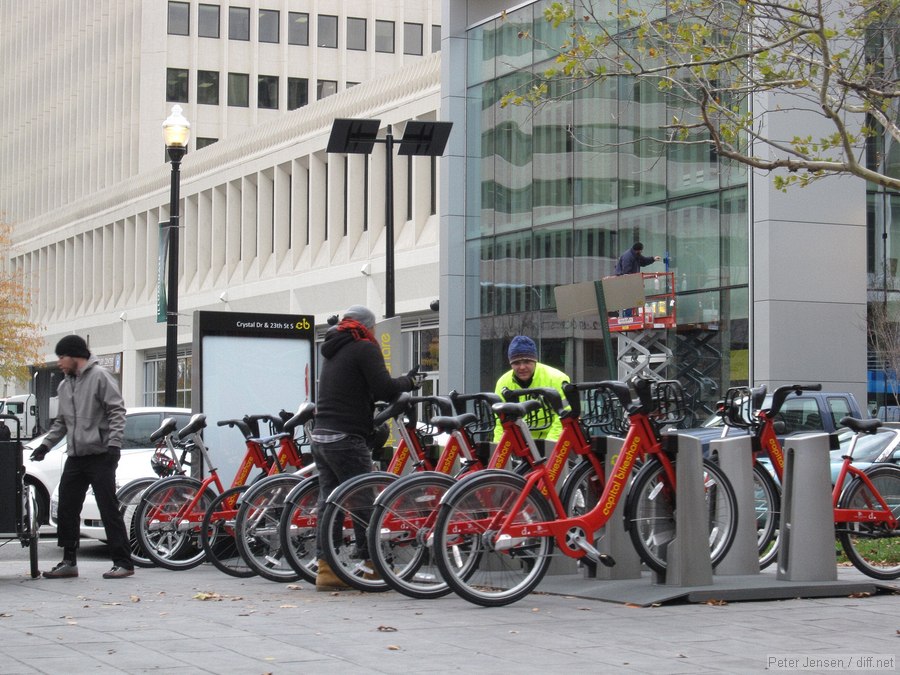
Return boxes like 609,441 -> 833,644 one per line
0,394 -> 38,439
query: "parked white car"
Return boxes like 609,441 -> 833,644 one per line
25,407 -> 191,537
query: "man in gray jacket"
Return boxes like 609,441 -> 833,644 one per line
30,335 -> 133,579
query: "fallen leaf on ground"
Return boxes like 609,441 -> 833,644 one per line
377,625 -> 398,632
193,592 -> 222,601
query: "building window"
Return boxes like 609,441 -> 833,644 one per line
404,22 -> 423,55
288,12 -> 309,45
167,1 -> 189,36
375,20 -> 394,53
143,352 -> 192,408
258,75 -> 279,109
229,6 -> 250,40
198,4 -> 220,38
317,79 -> 337,100
431,25 -> 440,53
166,68 -> 189,102
318,15 -> 337,48
347,17 -> 366,51
196,137 -> 218,149
347,81 -> 360,88
259,9 -> 279,43
197,70 -> 219,104
287,77 -> 309,110
228,72 -> 249,107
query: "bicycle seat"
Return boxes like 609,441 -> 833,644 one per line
283,402 -> 315,433
178,413 -> 207,439
373,392 -> 412,426
150,416 -> 179,443
839,416 -> 881,434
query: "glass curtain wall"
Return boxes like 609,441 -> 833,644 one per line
465,0 -> 750,419
865,23 -> 900,412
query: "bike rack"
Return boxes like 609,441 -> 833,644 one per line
776,433 -> 837,582
582,436 -> 642,581
710,435 -> 761,575
653,434 -> 713,587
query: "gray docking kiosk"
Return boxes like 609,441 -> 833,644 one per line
536,432 -> 892,605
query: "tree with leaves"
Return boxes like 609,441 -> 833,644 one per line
0,221 -> 44,386
504,0 -> 900,191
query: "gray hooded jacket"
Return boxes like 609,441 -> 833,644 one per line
43,356 -> 126,456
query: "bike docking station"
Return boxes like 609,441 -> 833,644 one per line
579,436 -> 643,581
538,432 -> 885,606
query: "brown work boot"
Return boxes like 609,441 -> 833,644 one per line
362,560 -> 381,581
316,559 -> 350,592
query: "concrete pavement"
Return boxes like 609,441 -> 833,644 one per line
0,539 -> 897,674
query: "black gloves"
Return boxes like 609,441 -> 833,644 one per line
406,365 -> 426,390
30,444 -> 49,462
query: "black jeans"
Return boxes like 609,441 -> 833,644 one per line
311,434 -> 373,559
56,449 -> 132,569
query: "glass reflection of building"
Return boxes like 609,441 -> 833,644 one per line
462,1 -> 750,422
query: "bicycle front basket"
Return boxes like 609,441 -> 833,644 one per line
649,380 -> 686,426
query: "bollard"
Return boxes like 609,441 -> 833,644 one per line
654,434 -> 713,586
776,432 -> 837,581
711,435 -> 761,575
584,436 -> 642,580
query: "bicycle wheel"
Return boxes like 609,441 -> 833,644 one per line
25,484 -> 40,579
116,478 -> 157,568
560,459 -> 604,517
135,476 -> 213,571
432,470 -> 556,607
367,472 -> 457,599
837,464 -> 900,580
753,464 -> 781,570
235,474 -> 304,582
279,476 -> 320,584
625,457 -> 737,574
320,472 -> 399,592
201,485 -> 254,578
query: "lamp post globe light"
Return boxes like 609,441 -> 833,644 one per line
162,104 -> 190,407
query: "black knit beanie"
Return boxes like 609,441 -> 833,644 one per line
55,335 -> 91,359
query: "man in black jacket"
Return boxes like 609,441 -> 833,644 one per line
311,305 -> 423,591
615,241 -> 661,275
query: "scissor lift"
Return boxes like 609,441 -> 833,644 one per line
608,272 -> 677,382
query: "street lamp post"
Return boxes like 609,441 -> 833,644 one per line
162,104 -> 190,407
327,119 -> 452,319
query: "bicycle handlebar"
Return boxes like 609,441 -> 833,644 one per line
501,387 -> 566,416
447,390 -> 503,415
562,381 -> 631,420
216,417 -> 253,439
766,384 -> 822,418
246,413 -> 285,435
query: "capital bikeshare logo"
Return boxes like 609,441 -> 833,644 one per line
602,435 -> 641,516
767,436 -> 784,471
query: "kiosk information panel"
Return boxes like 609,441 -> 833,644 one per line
193,311 -> 315,486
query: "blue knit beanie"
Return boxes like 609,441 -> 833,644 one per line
507,335 -> 538,363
